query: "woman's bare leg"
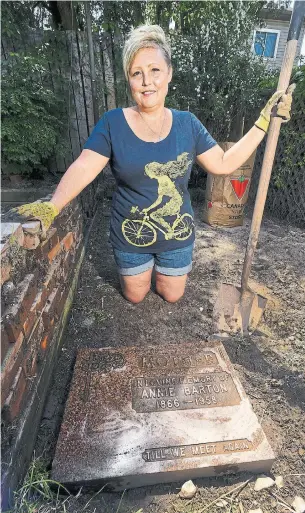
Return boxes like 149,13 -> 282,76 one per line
155,272 -> 188,303
120,268 -> 153,304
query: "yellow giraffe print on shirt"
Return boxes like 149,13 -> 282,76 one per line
122,152 -> 194,246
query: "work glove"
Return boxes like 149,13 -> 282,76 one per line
255,84 -> 295,133
4,201 -> 59,239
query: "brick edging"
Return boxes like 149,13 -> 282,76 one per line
1,183 -> 102,509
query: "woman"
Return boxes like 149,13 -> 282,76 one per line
13,25 -> 293,304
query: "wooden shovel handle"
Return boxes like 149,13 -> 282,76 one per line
241,1 -> 305,292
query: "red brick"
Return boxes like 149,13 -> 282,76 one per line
62,232 -> 74,252
41,334 -> 48,351
42,288 -> 60,329
1,261 -> 11,286
57,203 -> 73,223
40,228 -> 59,254
1,326 -> 10,364
3,316 -> 21,345
34,227 -> 59,260
26,318 -> 44,353
23,233 -> 40,250
62,251 -> 74,279
23,309 -> 37,339
43,259 -> 61,292
53,220 -> 68,238
48,241 -> 62,262
70,208 -> 82,221
57,287 -> 69,317
73,240 -> 84,264
39,320 -> 55,357
54,223 -> 66,240
23,346 -> 38,378
30,288 -> 48,315
1,332 -> 25,408
2,366 -> 27,423
3,273 -> 38,343
24,317 -> 45,373
73,217 -> 84,238
63,212 -> 81,231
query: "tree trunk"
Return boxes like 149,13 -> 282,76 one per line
56,1 -> 78,30
133,1 -> 144,25
101,32 -> 116,110
39,1 -> 81,30
156,3 -> 163,25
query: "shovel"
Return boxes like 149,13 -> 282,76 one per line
213,1 -> 305,335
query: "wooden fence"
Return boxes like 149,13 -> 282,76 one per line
1,26 -> 127,174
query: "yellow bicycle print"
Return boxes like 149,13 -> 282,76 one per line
121,152 -> 194,247
122,207 -> 194,247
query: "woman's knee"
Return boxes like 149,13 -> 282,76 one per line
156,283 -> 185,303
120,271 -> 152,304
155,273 -> 187,303
158,290 -> 185,303
123,288 -> 149,304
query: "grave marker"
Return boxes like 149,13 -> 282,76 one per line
52,342 -> 275,490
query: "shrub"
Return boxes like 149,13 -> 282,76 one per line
251,65 -> 305,225
166,1 -> 269,141
1,52 -> 68,177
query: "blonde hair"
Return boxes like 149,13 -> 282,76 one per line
122,25 -> 172,80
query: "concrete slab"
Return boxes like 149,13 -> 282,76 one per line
52,342 -> 275,490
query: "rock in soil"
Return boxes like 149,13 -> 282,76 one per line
292,496 -> 305,513
254,476 -> 275,491
179,480 -> 197,499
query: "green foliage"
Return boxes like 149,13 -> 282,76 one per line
94,0 -> 270,140
1,2 -> 74,177
2,0 -> 301,192
2,51 -> 68,176
92,1 -> 146,35
7,457 -> 69,512
1,1 -> 39,40
165,1 -> 269,140
265,0 -> 292,9
266,66 -> 305,190
9,456 -> 138,513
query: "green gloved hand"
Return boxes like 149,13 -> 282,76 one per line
6,201 -> 59,239
255,84 -> 295,133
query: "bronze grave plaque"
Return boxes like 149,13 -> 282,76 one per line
52,342 -> 275,490
131,372 -> 241,413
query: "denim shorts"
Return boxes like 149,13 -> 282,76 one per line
113,243 -> 194,277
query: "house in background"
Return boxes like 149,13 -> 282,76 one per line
253,8 -> 305,68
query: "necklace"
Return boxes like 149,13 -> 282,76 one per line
137,107 -> 166,142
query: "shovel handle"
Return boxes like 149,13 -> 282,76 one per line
241,1 -> 305,292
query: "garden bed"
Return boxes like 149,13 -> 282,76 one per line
27,197 -> 305,513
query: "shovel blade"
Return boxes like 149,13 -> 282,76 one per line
213,283 -> 267,334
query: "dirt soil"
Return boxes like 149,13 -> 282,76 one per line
35,197 -> 305,513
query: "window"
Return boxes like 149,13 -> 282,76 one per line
254,30 -> 280,58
